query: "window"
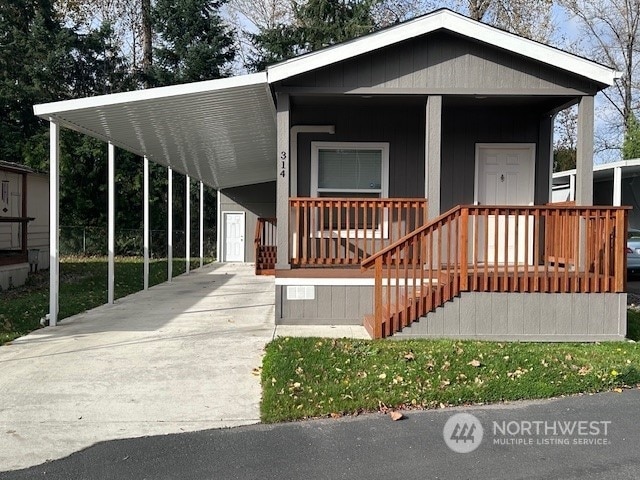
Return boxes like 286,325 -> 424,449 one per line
310,142 -> 389,237
311,142 -> 389,198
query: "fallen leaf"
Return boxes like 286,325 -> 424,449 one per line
404,352 -> 415,361
613,388 -> 623,393
468,359 -> 481,367
389,411 -> 404,421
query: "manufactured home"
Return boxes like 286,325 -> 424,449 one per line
0,161 -> 49,290
35,9 -> 628,340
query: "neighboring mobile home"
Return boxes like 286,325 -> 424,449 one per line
0,161 -> 49,290
35,9 -> 628,340
553,159 -> 640,231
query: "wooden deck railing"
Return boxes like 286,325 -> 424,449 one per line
361,205 -> 629,338
289,198 -> 428,266
254,217 -> 277,275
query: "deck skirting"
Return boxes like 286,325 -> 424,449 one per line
395,291 -> 627,341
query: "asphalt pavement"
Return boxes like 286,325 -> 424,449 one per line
1,389 -> 638,480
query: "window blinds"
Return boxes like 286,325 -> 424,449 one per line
317,149 -> 382,191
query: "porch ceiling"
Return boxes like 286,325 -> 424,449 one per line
33,73 -> 277,190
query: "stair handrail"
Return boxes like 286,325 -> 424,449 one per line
361,205 -> 462,271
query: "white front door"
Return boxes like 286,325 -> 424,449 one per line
224,213 -> 245,262
475,144 -> 535,264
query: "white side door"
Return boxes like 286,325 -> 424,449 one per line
476,145 -> 535,264
224,212 -> 245,262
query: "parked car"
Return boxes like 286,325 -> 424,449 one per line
628,229 -> 640,277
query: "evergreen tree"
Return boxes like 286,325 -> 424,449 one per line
0,0 -> 75,165
623,114 -> 640,160
151,0 -> 236,86
249,0 -> 379,71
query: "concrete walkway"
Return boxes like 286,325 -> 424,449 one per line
0,263 -> 276,471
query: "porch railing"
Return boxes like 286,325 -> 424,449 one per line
289,197 -> 428,266
361,205 -> 628,338
254,217 -> 277,275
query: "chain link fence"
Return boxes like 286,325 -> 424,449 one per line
60,226 -> 217,259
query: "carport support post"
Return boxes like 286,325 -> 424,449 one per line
186,175 -> 191,274
576,95 -> 594,271
143,156 -> 150,290
199,181 -> 204,268
49,120 -> 60,326
168,167 -> 173,282
108,142 -> 115,305
613,166 -> 622,206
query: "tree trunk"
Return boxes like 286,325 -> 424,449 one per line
142,0 -> 152,86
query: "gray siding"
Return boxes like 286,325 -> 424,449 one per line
440,105 -> 553,212
292,101 -> 426,198
396,292 -> 627,341
280,32 -> 598,95
219,182 -> 276,262
276,285 -> 373,325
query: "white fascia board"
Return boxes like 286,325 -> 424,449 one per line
553,169 -> 577,179
34,72 -> 268,118
267,10 -> 619,86
555,159 -> 640,180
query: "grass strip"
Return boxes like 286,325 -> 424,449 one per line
0,256 -> 210,345
261,337 -> 640,423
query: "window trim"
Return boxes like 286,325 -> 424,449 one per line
310,142 -> 390,239
310,142 -> 389,198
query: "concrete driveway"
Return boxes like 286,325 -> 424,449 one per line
0,263 -> 276,471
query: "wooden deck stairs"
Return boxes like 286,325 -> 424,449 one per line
361,204 -> 628,339
256,245 -> 276,275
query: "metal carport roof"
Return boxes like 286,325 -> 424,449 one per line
33,72 -> 276,190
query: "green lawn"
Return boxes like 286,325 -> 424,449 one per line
0,256 -> 211,345
628,309 -> 640,341
261,336 -> 640,423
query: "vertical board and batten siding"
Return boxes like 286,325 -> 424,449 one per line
27,175 -> 50,269
394,292 -> 627,341
219,182 -> 276,263
440,105 -> 553,211
292,102 -> 426,198
276,284 -> 373,325
280,32 -> 599,94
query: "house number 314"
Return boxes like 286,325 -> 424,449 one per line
280,151 -> 287,177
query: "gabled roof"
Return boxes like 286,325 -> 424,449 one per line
267,8 -> 620,86
0,160 -> 34,174
33,9 -> 619,190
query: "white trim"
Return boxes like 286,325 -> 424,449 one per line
310,141 -> 390,238
310,141 -> 389,197
290,125 -> 335,197
554,158 -> 640,179
473,143 -> 536,206
275,277 -> 440,286
34,72 -> 268,117
266,9 -> 619,86
222,211 -> 246,262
